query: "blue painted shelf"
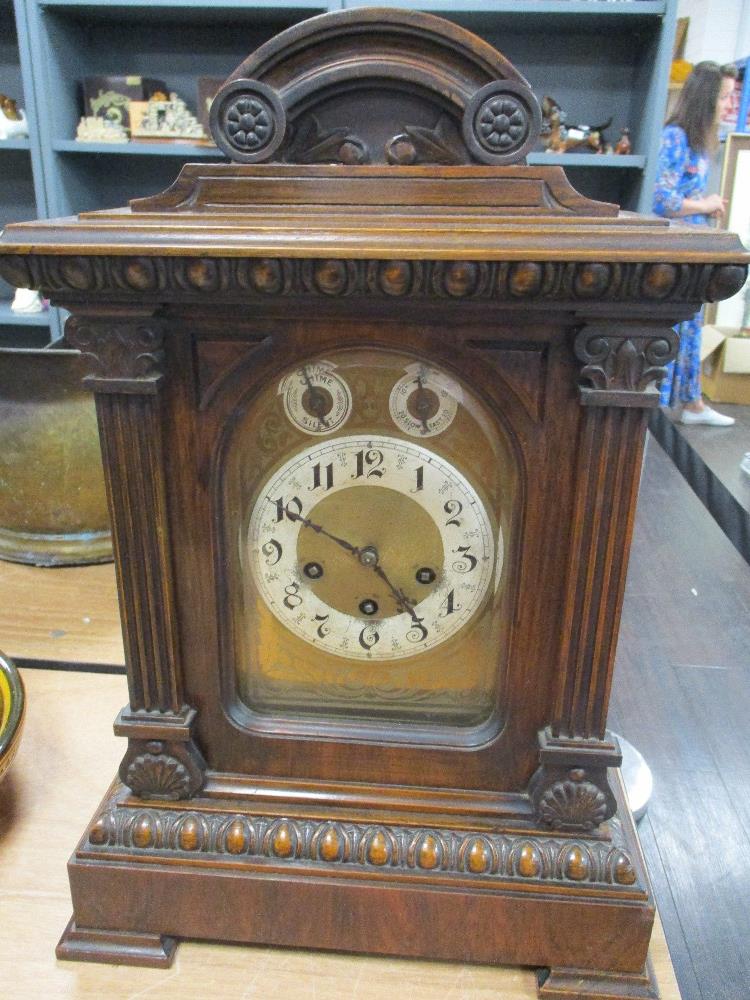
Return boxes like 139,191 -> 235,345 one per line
53,139 -> 225,157
0,301 -> 52,327
0,138 -> 31,151
528,153 -> 646,170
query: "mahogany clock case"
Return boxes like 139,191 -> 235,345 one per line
0,9 -> 747,999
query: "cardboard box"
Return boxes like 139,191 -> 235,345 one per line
701,324 -> 750,404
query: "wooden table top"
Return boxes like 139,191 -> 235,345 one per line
0,665 -> 681,998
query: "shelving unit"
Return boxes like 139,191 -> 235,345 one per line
3,0 -> 677,345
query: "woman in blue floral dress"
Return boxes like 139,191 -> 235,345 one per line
653,61 -> 737,425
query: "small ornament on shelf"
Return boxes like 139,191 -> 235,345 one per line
75,116 -> 128,143
11,288 -> 48,314
0,95 -> 29,140
129,92 -> 207,142
540,94 -> 612,154
614,127 -> 632,155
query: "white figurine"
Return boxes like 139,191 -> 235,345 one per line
11,288 -> 46,314
0,95 -> 29,140
75,116 -> 128,143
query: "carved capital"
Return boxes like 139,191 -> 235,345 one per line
573,322 -> 679,407
119,738 -> 205,801
65,315 -> 165,394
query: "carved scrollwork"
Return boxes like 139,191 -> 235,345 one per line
574,324 -> 679,406
285,115 -> 369,165
65,316 -> 165,393
209,78 -> 286,163
86,798 -> 643,891
385,116 -> 462,165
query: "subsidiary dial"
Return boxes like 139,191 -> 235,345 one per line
389,363 -> 461,438
248,435 -> 498,661
279,360 -> 352,435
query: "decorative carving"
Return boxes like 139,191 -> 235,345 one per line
285,115 -> 369,165
125,752 -> 193,801
574,324 -> 679,406
85,799 -> 643,891
65,316 -> 165,393
537,774 -> 609,831
7,254 -> 744,310
209,78 -> 286,163
119,738 -> 205,801
385,116 -> 462,165
463,81 -> 542,165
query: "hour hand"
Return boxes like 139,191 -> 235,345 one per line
283,506 -> 360,556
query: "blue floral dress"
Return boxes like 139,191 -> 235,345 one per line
652,124 -> 709,406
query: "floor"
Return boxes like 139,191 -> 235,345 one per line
609,428 -> 750,1000
2,426 -> 750,999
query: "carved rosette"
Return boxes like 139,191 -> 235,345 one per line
85,802 -> 643,891
65,316 -> 165,394
574,323 -> 680,407
2,254 -> 745,309
209,78 -> 286,163
463,81 -> 542,165
119,739 -> 205,801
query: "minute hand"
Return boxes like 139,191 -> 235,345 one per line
284,506 -> 420,622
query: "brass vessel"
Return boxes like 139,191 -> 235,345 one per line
0,348 -> 112,565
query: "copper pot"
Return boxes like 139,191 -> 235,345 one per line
0,348 -> 112,565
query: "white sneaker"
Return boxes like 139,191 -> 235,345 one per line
680,405 -> 735,426
740,453 -> 750,476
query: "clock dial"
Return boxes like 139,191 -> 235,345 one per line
278,360 -> 352,434
389,363 -> 461,437
248,435 -> 497,661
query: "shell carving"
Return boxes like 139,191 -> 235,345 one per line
124,752 -> 192,801
538,778 -> 608,831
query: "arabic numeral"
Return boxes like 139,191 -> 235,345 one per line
283,582 -> 303,609
444,499 -> 463,526
452,545 -> 477,573
274,495 -> 303,522
261,538 -> 282,566
439,589 -> 461,617
359,624 -> 380,650
352,448 -> 385,479
411,465 -> 424,493
313,613 -> 330,639
406,618 -> 428,643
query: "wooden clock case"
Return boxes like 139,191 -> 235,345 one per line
1,10 -> 747,998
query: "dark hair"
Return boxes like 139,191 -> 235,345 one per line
667,61 -> 737,153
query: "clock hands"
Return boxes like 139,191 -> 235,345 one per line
413,373 -> 432,435
300,366 -> 330,430
283,506 -> 421,622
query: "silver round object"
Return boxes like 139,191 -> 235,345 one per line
608,731 -> 653,822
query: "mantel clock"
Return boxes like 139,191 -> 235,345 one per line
1,10 -> 747,998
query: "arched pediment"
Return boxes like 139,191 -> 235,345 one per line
209,8 -> 542,167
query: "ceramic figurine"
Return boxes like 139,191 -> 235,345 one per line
0,95 -> 29,140
615,128 -> 632,155
540,94 -> 612,154
11,288 -> 46,314
129,92 -> 207,141
75,116 -> 128,143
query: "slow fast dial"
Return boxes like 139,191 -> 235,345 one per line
248,435 -> 497,660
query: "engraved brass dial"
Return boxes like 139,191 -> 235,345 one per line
248,435 -> 497,661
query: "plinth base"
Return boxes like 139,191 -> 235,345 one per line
57,769 -> 657,997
